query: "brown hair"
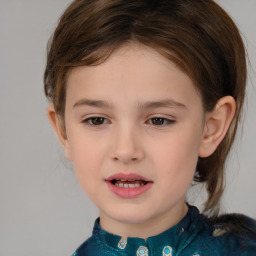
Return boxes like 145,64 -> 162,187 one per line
44,0 -> 247,216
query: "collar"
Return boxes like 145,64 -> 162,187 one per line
92,205 -> 208,255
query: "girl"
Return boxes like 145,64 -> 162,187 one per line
44,0 -> 256,255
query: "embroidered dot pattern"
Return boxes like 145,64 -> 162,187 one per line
118,238 -> 127,249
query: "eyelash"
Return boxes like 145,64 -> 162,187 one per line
82,116 -> 175,126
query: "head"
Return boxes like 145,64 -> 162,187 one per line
44,0 -> 246,217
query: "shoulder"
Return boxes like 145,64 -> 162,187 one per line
72,233 -> 120,256
71,235 -> 99,256
193,212 -> 256,255
211,213 -> 256,253
71,219 -> 123,256
210,213 -> 256,241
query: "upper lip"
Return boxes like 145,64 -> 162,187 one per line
105,173 -> 152,182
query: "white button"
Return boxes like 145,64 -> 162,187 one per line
137,246 -> 148,256
163,246 -> 173,256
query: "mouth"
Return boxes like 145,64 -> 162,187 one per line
105,173 -> 153,198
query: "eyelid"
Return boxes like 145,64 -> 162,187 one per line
146,114 -> 176,121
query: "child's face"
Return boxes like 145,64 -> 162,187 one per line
62,44 -> 207,233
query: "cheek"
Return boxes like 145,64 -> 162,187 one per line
68,139 -> 106,200
151,128 -> 202,182
66,133 -> 106,180
155,144 -> 199,200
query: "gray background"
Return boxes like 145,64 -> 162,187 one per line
0,0 -> 255,255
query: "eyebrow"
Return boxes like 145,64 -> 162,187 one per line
73,98 -> 186,110
137,99 -> 187,110
73,99 -> 113,109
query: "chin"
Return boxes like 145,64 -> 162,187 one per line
108,208 -> 154,225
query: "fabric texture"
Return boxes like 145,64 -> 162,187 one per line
72,205 -> 256,256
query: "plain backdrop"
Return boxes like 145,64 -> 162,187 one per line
0,0 -> 255,255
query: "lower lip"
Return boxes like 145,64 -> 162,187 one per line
106,181 -> 153,198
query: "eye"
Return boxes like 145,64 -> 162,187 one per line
148,117 -> 174,126
82,117 -> 109,126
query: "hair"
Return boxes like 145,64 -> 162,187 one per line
44,0 -> 247,216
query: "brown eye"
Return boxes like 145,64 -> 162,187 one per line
151,118 -> 165,125
83,117 -> 108,126
149,117 -> 174,126
91,117 -> 105,125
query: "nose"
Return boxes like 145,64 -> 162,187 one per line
110,125 -> 145,164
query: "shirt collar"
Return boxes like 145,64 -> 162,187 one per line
92,205 -> 206,255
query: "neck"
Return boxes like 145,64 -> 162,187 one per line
99,202 -> 188,239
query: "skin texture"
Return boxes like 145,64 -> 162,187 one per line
48,44 -> 236,239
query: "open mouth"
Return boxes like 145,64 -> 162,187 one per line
111,179 -> 148,188
106,173 -> 153,198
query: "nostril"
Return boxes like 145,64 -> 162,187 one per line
113,157 -> 119,161
112,157 -> 139,163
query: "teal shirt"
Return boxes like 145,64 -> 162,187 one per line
72,206 -> 256,255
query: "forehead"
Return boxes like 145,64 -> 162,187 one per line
65,43 -> 201,108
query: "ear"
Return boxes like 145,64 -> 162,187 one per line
199,96 -> 236,158
47,104 -> 72,161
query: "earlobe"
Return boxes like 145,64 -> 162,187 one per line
199,96 -> 236,158
47,104 -> 72,161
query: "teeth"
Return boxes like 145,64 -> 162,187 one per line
115,183 -> 124,187
114,182 -> 144,188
